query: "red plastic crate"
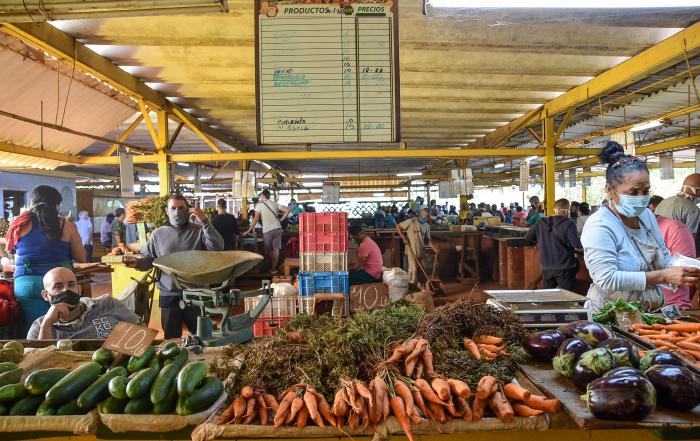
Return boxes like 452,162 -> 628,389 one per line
299,213 -> 348,252
253,316 -> 292,337
300,234 -> 348,253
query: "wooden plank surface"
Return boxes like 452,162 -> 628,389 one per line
520,361 -> 700,430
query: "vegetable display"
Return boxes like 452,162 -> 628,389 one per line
552,338 -> 591,378
627,322 -> 700,370
585,373 -> 657,421
644,365 -> 700,411
521,330 -> 565,362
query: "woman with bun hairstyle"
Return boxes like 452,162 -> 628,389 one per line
581,141 -> 700,312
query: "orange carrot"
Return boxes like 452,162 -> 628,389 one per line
353,392 -> 365,416
243,397 -> 257,418
411,386 -> 428,418
355,381 -> 373,406
664,323 -> 700,332
263,394 -> 279,412
525,395 -> 561,413
368,379 -> 381,425
447,379 -> 471,398
476,376 -> 497,400
463,398 -> 474,422
217,401 -> 238,425
463,338 -> 481,360
415,361 -> 425,379
360,401 -> 370,429
513,403 -> 544,417
487,390 -> 514,423
687,335 -> 700,343
241,386 -> 254,399
391,396 -> 416,441
375,376 -> 391,420
472,397 -> 487,421
394,380 -> 416,418
231,396 -> 247,423
427,401 -> 447,424
636,329 -> 663,336
646,335 -> 687,343
453,395 -> 468,417
431,378 -> 451,401
473,335 -> 503,345
422,348 -> 436,378
315,391 -> 338,428
296,405 -> 309,428
332,388 -> 349,417
348,410 -> 360,430
387,339 -> 417,364
478,344 -> 506,353
631,323 -> 652,330
678,341 -> 700,352
480,348 -> 498,359
503,383 -> 531,402
406,339 -> 428,376
287,397 -> 305,424
273,391 -> 296,427
257,396 -> 269,425
415,378 -> 447,405
445,395 -> 458,417
242,408 -> 257,425
304,390 -> 324,427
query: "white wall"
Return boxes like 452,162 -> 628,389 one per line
0,171 -> 77,218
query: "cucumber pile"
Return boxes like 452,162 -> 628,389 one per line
0,342 -> 222,417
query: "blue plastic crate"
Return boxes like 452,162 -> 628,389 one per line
298,272 -> 349,297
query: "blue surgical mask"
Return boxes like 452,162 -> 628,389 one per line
613,190 -> 650,218
418,216 -> 427,224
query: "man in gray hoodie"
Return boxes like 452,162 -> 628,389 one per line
125,194 -> 224,338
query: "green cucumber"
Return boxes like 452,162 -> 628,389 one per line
150,363 -> 179,404
36,401 -> 57,416
149,357 -> 161,372
0,383 -> 28,403
126,367 -> 158,400
45,362 -> 101,406
0,368 -> 23,388
183,377 -> 223,413
24,368 -> 70,395
77,366 -> 128,410
0,362 -> 17,375
159,342 -> 180,360
152,382 -> 177,415
3,342 -> 23,356
10,395 -> 44,415
0,349 -> 20,363
164,347 -> 188,370
0,402 -> 7,415
176,395 -> 191,416
108,376 -> 129,400
124,396 -> 152,414
101,396 -> 128,414
92,348 -> 114,368
56,399 -> 87,416
127,346 -> 156,373
176,362 -> 208,397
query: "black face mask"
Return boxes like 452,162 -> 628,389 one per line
50,290 -> 81,306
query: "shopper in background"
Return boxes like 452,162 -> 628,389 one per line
525,198 -> 582,291
397,208 -> 437,286
570,201 -> 580,220
100,213 -> 115,250
655,214 -> 695,309
581,142 -> 700,313
386,207 -> 397,228
111,208 -> 127,250
242,189 -> 289,273
75,210 -> 93,263
653,173 -> 700,238
348,226 -> 383,285
212,198 -> 240,251
526,196 -> 542,226
512,206 -> 527,226
125,194 -> 223,338
373,204 -> 386,229
647,195 -> 664,213
5,185 -> 86,334
576,202 -> 591,237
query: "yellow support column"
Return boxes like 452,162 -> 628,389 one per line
544,116 -> 556,216
581,184 -> 587,204
158,155 -> 170,197
157,110 -> 170,196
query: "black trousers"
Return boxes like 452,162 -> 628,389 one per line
161,305 -> 199,339
542,268 -> 578,292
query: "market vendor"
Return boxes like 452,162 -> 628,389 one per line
242,189 -> 290,274
124,194 -> 224,339
581,141 -> 700,313
111,207 -> 127,250
348,225 -> 383,285
5,185 -> 86,335
397,208 -> 437,286
27,267 -> 138,339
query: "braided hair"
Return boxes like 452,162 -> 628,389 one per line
30,185 -> 62,241
599,141 -> 648,186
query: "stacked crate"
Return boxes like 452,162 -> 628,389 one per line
244,294 -> 296,337
298,212 -> 349,316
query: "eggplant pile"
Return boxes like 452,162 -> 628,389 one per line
523,321 -> 700,421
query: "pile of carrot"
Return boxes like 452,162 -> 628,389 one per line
218,386 -> 280,425
631,322 -> 700,369
502,383 -> 561,417
383,338 -> 436,379
463,335 -> 508,360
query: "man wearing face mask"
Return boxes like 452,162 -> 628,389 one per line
124,194 -> 224,338
581,142 -> 700,313
653,173 -> 700,239
397,208 -> 437,286
27,267 -> 138,339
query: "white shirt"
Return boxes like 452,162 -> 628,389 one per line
75,218 -> 93,245
255,200 -> 282,233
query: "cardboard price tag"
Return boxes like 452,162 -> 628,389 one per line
102,321 -> 158,357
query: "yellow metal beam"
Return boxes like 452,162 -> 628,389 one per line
157,155 -> 170,197
0,141 -> 81,164
526,127 -> 543,145
157,109 -> 168,153
138,99 -> 160,150
102,114 -> 144,157
171,107 -> 222,153
544,117 -> 556,216
553,107 -> 575,144
636,134 -> 700,155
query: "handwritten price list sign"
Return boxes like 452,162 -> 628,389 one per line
256,1 -> 399,144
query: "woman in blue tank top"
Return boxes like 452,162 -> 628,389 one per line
8,186 -> 86,335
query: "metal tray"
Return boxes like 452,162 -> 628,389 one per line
484,289 -> 587,304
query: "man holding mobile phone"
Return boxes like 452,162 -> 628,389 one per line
124,194 -> 224,338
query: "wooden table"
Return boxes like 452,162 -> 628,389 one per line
429,231 -> 481,282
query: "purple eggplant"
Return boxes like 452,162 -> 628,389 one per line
572,348 -> 617,390
552,338 -> 592,378
585,374 -> 656,421
604,366 -> 645,379
522,330 -> 566,362
644,365 -> 700,411
597,338 -> 640,368
558,321 -> 613,346
639,350 -> 686,372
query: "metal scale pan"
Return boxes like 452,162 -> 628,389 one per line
484,289 -> 591,328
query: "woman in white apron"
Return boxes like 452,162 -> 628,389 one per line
581,141 -> 700,313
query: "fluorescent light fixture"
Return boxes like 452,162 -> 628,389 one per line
301,174 -> 327,178
494,163 -> 505,169
304,182 -> 324,186
254,160 -> 272,170
177,162 -> 189,167
630,120 -> 663,132
373,192 -> 385,197
430,0 -> 700,7
397,172 -> 422,177
525,156 -> 538,162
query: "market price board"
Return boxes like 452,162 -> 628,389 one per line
256,0 -> 400,144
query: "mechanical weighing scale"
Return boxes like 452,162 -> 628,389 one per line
484,289 -> 591,328
153,250 -> 275,347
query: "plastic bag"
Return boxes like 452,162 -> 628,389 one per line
669,253 -> 700,269
270,283 -> 295,297
382,267 -> 409,302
